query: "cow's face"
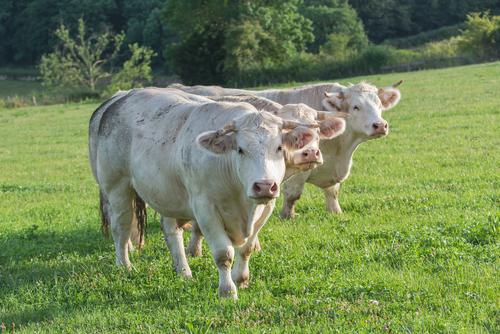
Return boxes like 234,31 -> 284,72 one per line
275,104 -> 346,171
322,82 -> 401,139
197,112 -> 316,202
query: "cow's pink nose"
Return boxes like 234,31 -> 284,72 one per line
372,121 -> 388,133
301,148 -> 322,162
252,180 -> 279,198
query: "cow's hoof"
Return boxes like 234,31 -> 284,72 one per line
186,246 -> 202,257
178,268 -> 192,279
326,207 -> 342,214
236,277 -> 249,289
279,210 -> 294,220
252,241 -> 261,252
218,284 -> 238,300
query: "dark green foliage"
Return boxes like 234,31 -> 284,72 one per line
226,45 -> 418,87
165,0 -> 314,84
167,27 -> 226,85
458,12 -> 500,60
0,0 -> 120,65
385,23 -> 466,49
301,0 -> 368,53
349,0 -> 500,43
0,0 -> 499,84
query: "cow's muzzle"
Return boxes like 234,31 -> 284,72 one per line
250,180 -> 279,200
371,121 -> 389,137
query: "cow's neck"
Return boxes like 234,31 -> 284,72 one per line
327,128 -> 366,182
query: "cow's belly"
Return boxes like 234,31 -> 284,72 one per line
141,185 -> 192,220
130,159 -> 192,219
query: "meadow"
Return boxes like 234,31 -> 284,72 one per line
0,62 -> 498,333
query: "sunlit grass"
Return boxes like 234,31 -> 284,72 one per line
0,62 -> 499,333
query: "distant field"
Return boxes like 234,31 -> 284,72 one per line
0,62 -> 499,333
0,79 -> 43,98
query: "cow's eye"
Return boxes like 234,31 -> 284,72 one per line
238,147 -> 244,155
353,105 -> 360,111
277,145 -> 283,153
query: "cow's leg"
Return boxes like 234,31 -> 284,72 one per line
194,205 -> 237,299
160,216 -> 192,278
232,244 -> 252,288
252,236 -> 261,252
106,181 -> 135,268
187,221 -> 204,257
324,183 -> 342,213
232,203 -> 273,288
280,174 -> 308,219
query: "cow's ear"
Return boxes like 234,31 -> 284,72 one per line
319,117 -> 346,139
282,127 -> 315,149
378,81 -> 402,110
322,91 -> 344,112
197,130 -> 236,155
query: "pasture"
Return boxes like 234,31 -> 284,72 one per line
0,62 -> 498,333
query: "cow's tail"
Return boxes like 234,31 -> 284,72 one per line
100,190 -> 111,238
133,191 -> 147,249
99,189 -> 147,248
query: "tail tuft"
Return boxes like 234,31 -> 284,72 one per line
100,191 -> 111,238
133,191 -> 147,249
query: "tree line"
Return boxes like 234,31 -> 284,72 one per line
0,0 -> 498,87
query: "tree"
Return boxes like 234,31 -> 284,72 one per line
349,0 -> 500,43
301,0 -> 368,53
164,0 -> 314,84
105,43 -> 156,94
39,19 -> 155,95
458,12 -> 500,60
39,19 -> 124,92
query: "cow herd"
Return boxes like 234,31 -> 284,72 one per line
88,80 -> 402,299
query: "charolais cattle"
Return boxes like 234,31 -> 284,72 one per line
89,88 -> 320,299
170,81 -> 402,217
185,94 -> 347,257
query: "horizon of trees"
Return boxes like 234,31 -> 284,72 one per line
1,0 -> 498,68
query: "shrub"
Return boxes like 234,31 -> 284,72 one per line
39,19 -> 124,93
384,24 -> 466,49
418,37 -> 461,59
227,45 -> 419,87
458,12 -> 500,60
320,33 -> 356,61
105,43 -> 156,95
39,19 -> 155,98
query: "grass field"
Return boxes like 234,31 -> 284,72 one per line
0,62 -> 499,333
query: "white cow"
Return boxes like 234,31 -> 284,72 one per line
89,88 -> 322,298
171,81 -> 402,217
185,94 -> 347,256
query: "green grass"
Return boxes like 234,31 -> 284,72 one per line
1,62 -> 499,333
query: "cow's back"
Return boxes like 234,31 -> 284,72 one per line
256,84 -> 335,110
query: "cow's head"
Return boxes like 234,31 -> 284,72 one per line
322,81 -> 402,139
197,111 -> 316,202
274,103 -> 346,173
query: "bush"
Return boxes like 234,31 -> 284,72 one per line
226,45 -> 420,87
320,33 -> 356,60
417,37 -> 461,59
105,43 -> 156,95
458,12 -> 500,60
384,24 -> 466,49
39,19 -> 124,93
39,19 -> 155,98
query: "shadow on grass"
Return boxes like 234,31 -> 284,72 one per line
0,216 -> 171,328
